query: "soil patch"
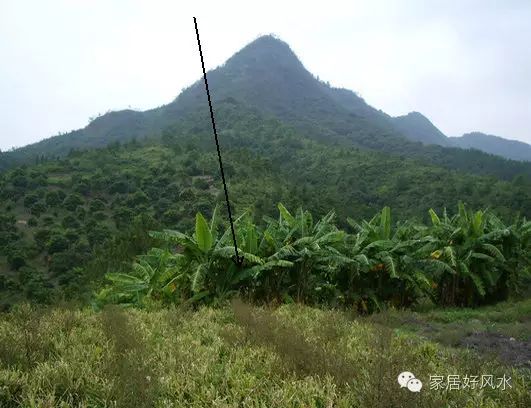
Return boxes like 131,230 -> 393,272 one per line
460,332 -> 531,368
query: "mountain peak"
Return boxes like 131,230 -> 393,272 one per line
224,34 -> 305,73
233,34 -> 294,56
392,111 -> 449,146
244,34 -> 290,49
404,111 -> 427,119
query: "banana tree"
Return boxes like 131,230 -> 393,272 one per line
253,203 -> 350,304
149,207 -> 266,304
347,207 -> 433,311
423,202 -> 507,306
94,247 -> 179,307
485,214 -> 530,300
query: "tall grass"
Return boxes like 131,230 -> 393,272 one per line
0,302 -> 528,407
101,305 -> 156,407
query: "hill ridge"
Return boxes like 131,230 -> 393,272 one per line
1,35 -> 530,173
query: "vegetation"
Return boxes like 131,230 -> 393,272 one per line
0,301 -> 529,407
2,104 -> 529,306
3,36 -> 531,175
0,33 -> 529,407
96,202 -> 530,311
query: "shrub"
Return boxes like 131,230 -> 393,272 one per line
193,177 -> 210,190
29,201 -> 46,217
89,199 -> 106,212
46,234 -> 70,254
44,190 -> 64,207
62,214 -> 80,229
63,193 -> 84,211
23,193 -> 39,208
34,228 -> 52,249
7,249 -> 26,270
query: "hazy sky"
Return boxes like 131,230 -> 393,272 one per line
1,0 -> 530,150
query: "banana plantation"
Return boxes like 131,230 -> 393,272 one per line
96,203 -> 530,311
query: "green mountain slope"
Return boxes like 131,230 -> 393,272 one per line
169,36 -> 531,178
1,103 -> 530,305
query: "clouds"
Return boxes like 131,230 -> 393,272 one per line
0,0 -> 529,150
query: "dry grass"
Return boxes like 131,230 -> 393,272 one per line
0,303 -> 55,370
0,301 -> 528,407
230,299 -> 355,387
101,305 -> 156,408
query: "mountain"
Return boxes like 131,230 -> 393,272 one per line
391,112 -> 450,146
2,35 -> 531,178
390,112 -> 531,162
168,36 -> 397,137
448,132 -> 531,162
1,35 -> 530,305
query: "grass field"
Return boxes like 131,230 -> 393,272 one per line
0,300 -> 529,407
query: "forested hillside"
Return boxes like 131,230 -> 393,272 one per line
1,103 -> 530,306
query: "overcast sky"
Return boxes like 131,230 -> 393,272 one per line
1,0 -> 530,151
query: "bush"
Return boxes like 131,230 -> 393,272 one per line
89,199 -> 106,212
18,265 -> 37,285
23,193 -> 39,208
11,174 -> 28,188
63,193 -> 84,211
7,249 -> 26,270
109,180 -> 130,194
62,214 -> 80,229
76,206 -> 86,220
45,190 -> 64,207
114,207 -> 134,227
29,201 -> 47,217
125,190 -> 149,208
0,231 -> 18,249
91,211 -> 107,221
193,177 -> 210,190
162,208 -> 181,225
41,215 -> 55,226
46,234 -> 70,254
34,228 -> 52,249
73,180 -> 91,196
64,229 -> 81,244
87,224 -> 110,247
49,251 -> 78,275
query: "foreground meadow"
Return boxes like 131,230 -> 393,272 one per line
0,300 -> 529,407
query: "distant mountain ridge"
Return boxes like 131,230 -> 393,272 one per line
390,112 -> 531,162
449,132 -> 531,162
1,35 -> 530,175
